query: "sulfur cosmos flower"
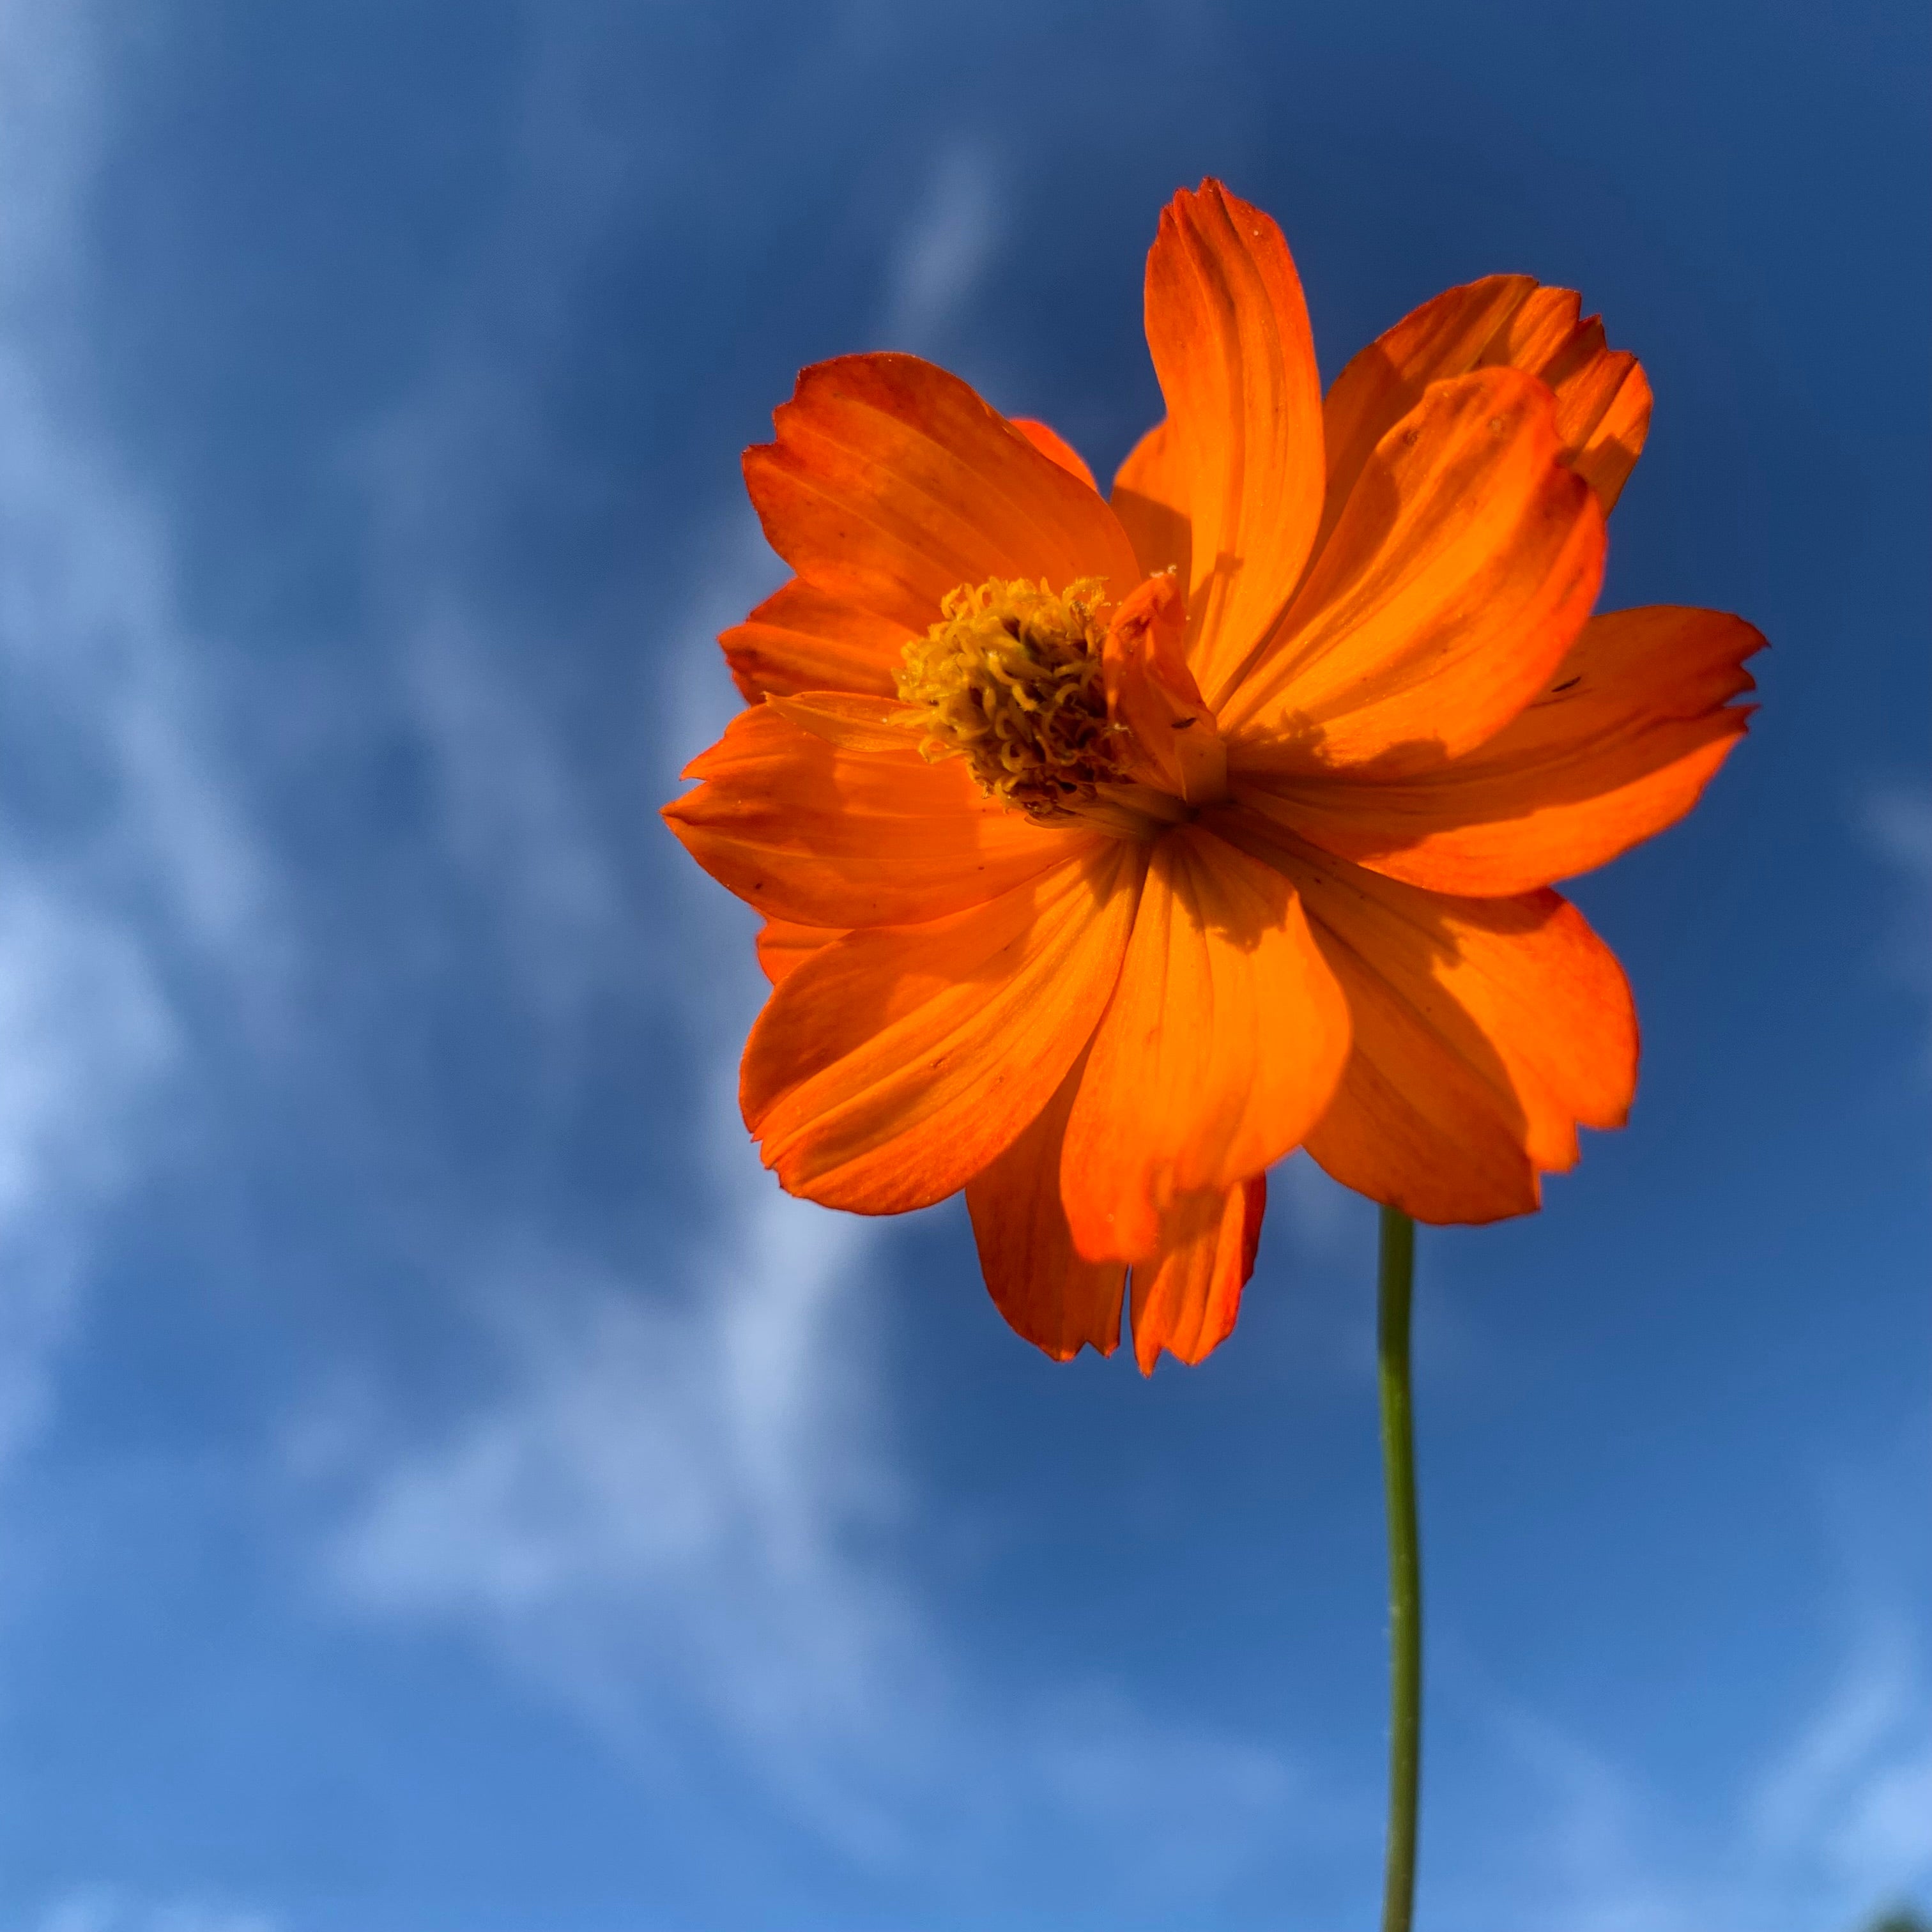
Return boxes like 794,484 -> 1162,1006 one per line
665,180 -> 1761,1373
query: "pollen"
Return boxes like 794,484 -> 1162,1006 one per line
894,576 -> 1130,820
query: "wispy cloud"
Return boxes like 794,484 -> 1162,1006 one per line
1434,1454 -> 1932,1932
0,869 -> 174,1466
317,1146 -> 928,1856
0,0 -> 269,1483
1752,1609 -> 1932,1883
1864,784 -> 1932,1071
883,143 -> 1003,356
27,1890 -> 280,1932
312,1225 -> 1317,1890
295,96 -> 1314,1900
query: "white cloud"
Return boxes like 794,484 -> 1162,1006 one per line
1475,1724 -> 1696,1932
0,867 -> 174,1465
1865,783 -> 1932,1071
0,0 -> 267,1483
404,597 -> 638,1029
320,1153 -> 932,1857
302,118 -> 1308,1881
29,1890 -> 280,1932
0,0 -> 264,953
1752,1608 -> 1932,1882
307,109 -> 900,1814
1830,1741 -> 1932,1885
314,1218 -> 1314,1884
1437,1481 -> 1932,1932
883,144 -> 1003,356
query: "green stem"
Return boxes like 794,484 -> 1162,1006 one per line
1377,1205 -> 1422,1932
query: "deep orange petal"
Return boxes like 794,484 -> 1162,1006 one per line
742,845 -> 1145,1214
1010,417 -> 1098,491
1128,1176 -> 1267,1374
762,689 -> 927,752
1060,824 -> 1349,1261
1140,180 -> 1326,708
1241,606 -> 1763,895
721,578 -> 908,702
1221,367 -> 1604,777
1110,418 -> 1192,585
664,704 -> 1089,928
1321,275 -> 1652,541
1221,815 -> 1637,1223
966,1047 -> 1126,1361
1101,572 -> 1226,802
742,353 -> 1142,638
757,917 -> 844,986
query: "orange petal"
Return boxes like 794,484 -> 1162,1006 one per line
757,917 -> 843,986
742,353 -> 1142,638
1110,418 -> 1192,585
1221,815 -> 1637,1223
721,578 -> 908,702
1010,417 -> 1098,491
1060,824 -> 1349,1261
664,704 -> 1090,928
1101,572 -> 1226,802
966,1046 -> 1126,1361
1128,1177 -> 1267,1374
763,689 -> 926,753
1221,367 -> 1604,777
1140,181 -> 1326,708
1321,275 -> 1652,535
1240,606 -> 1763,894
742,844 -> 1145,1214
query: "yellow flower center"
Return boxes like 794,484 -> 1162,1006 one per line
895,576 -> 1133,820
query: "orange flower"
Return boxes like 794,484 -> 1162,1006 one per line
665,180 -> 1761,1372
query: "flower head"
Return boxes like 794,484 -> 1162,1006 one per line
665,180 -> 1761,1372
896,576 -> 1124,816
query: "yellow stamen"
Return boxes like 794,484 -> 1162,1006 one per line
895,576 -> 1131,820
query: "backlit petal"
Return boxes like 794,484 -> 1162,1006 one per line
721,578 -> 908,701
664,704 -> 1090,928
1140,181 -> 1326,708
1101,573 -> 1226,803
742,353 -> 1142,638
743,845 -> 1145,1214
1222,816 -> 1637,1223
1241,606 -> 1763,894
763,689 -> 926,753
1221,368 -> 1604,776
1011,417 -> 1098,491
967,1047 -> 1126,1361
1321,275 -> 1652,538
757,917 -> 843,986
1061,825 -> 1349,1261
1128,1177 -> 1267,1374
1110,418 -> 1192,584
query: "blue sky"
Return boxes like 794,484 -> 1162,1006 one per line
0,1 -> 1926,1929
